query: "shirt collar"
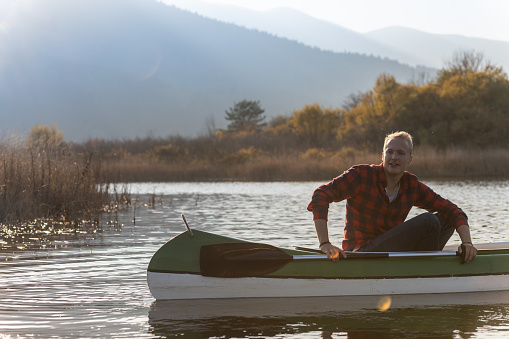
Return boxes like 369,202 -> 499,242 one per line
376,163 -> 408,189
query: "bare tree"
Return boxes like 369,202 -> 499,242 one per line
341,92 -> 363,110
444,50 -> 486,75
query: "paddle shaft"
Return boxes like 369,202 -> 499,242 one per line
292,251 -> 458,260
294,245 -> 509,263
294,246 -> 460,258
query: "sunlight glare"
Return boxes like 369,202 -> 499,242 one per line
0,0 -> 36,74
0,0 -> 32,34
0,0 -> 34,68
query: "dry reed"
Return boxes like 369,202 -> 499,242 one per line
103,147 -> 509,182
0,134 -> 112,225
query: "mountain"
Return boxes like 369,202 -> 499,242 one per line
1,0 -> 429,141
366,27 -> 509,70
165,0 -> 509,71
162,0 -> 424,66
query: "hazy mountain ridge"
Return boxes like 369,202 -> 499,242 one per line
163,0 -> 421,66
2,0 -> 431,140
165,0 -> 509,70
366,27 -> 509,70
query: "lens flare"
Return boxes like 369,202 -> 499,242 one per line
377,296 -> 392,311
138,52 -> 162,81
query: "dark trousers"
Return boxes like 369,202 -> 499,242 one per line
360,212 -> 454,252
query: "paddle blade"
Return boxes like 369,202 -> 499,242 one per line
200,242 -> 291,277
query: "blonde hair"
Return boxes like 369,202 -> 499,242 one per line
384,131 -> 413,154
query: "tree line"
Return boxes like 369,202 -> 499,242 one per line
66,50 -> 508,172
220,50 -> 509,153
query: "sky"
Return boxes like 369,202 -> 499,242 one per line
162,0 -> 509,42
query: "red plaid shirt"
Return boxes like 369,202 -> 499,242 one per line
307,164 -> 469,251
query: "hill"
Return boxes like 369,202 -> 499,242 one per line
166,0 -> 509,71
0,0 -> 429,141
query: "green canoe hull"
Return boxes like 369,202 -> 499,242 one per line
147,230 -> 509,299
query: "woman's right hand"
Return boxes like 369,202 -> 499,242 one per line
320,242 -> 347,261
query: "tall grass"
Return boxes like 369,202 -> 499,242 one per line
410,147 -> 509,178
0,134 -> 112,225
102,146 -> 509,182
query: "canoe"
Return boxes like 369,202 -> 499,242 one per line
147,225 -> 509,300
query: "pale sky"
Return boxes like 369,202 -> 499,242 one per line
165,0 -> 509,42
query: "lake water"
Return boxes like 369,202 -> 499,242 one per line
1,180 -> 509,338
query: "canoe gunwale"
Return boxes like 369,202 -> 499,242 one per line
147,268 -> 509,280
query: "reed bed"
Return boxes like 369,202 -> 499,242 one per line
0,134 -> 113,226
104,147 -> 509,182
410,147 -> 509,178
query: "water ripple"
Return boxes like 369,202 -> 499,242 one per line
1,181 -> 509,337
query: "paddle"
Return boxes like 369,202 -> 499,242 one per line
200,242 -> 462,278
296,245 -> 469,264
298,243 -> 498,264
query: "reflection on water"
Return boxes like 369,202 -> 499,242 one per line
149,302 -> 509,338
148,292 -> 509,337
0,219 -> 91,248
1,181 -> 509,338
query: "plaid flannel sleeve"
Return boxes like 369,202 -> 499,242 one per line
415,182 -> 469,228
307,166 -> 363,221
